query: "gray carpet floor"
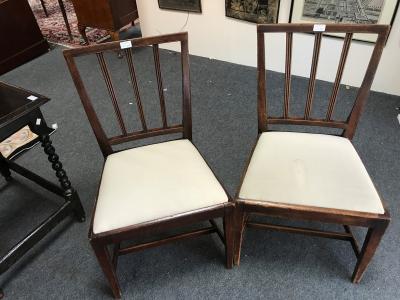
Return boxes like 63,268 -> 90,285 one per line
0,33 -> 399,299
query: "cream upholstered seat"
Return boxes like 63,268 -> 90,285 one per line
93,139 -> 228,234
239,132 -> 384,214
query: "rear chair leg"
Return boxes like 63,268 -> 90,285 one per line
233,203 -> 246,266
223,209 -> 234,269
351,221 -> 389,283
91,241 -> 122,299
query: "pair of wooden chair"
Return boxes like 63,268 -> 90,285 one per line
64,24 -> 390,298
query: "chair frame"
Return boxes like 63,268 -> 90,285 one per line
64,32 -> 234,298
233,24 -> 391,284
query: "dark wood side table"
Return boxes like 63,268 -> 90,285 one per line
70,0 -> 139,44
0,82 -> 85,298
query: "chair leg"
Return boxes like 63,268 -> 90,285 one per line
91,241 -> 122,299
233,204 -> 246,266
223,212 -> 234,269
351,221 -> 389,283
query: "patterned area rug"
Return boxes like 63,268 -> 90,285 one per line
31,0 -> 109,47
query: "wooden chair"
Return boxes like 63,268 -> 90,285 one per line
63,32 -> 234,298
233,24 -> 390,283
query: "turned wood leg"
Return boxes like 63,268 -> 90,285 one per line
40,0 -> 49,17
233,203 -> 246,266
351,221 -> 389,283
91,242 -> 122,299
78,25 -> 89,45
0,154 -> 11,181
223,210 -> 234,269
39,134 -> 85,222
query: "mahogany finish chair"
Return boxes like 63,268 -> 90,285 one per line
64,32 -> 234,298
233,24 -> 391,283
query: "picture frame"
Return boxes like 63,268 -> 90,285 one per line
289,0 -> 400,43
158,0 -> 202,13
226,0 -> 281,24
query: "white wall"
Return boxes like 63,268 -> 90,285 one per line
137,0 -> 400,96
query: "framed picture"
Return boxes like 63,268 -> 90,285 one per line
226,0 -> 280,23
290,0 -> 400,43
158,0 -> 202,13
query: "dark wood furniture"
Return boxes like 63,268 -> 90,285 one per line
70,0 -> 139,44
64,32 -> 234,298
233,24 -> 390,283
0,81 -> 85,298
0,0 -> 49,75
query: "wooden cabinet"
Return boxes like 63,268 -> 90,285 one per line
70,0 -> 139,43
0,0 -> 49,75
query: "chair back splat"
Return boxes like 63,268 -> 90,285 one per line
64,32 -> 192,157
257,24 -> 389,139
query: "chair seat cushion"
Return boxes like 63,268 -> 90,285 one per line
93,139 -> 228,234
239,132 -> 384,214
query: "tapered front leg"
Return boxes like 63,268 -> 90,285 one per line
351,221 -> 389,283
91,241 -> 122,299
39,134 -> 85,222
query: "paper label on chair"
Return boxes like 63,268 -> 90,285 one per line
313,24 -> 326,32
27,95 -> 38,101
36,118 -> 41,125
120,41 -> 132,49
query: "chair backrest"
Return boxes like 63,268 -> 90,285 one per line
257,24 -> 389,139
64,32 -> 192,157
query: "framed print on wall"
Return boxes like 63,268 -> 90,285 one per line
158,0 -> 202,13
290,0 -> 400,42
226,0 -> 281,23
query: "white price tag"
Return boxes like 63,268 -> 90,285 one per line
27,95 -> 38,101
52,123 -> 58,130
36,118 -> 42,125
120,40 -> 132,49
313,24 -> 326,32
